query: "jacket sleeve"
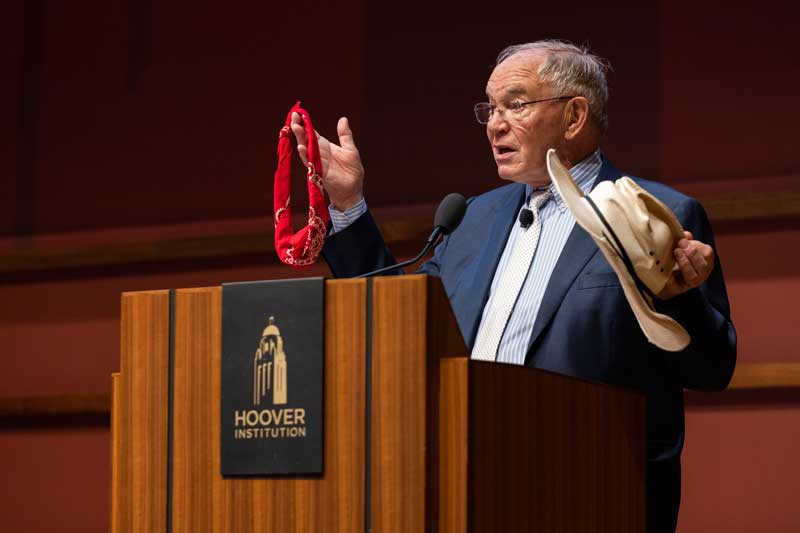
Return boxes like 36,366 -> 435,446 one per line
322,210 -> 400,278
655,197 -> 737,391
321,209 -> 448,279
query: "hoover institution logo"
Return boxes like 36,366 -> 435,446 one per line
221,278 -> 324,476
232,316 -> 308,441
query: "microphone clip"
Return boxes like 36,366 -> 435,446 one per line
518,208 -> 534,229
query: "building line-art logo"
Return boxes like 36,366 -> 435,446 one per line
253,316 -> 288,406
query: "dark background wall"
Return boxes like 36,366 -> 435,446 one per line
3,1 -> 799,234
2,1 -> 799,531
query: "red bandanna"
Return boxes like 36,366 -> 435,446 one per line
273,101 -> 329,268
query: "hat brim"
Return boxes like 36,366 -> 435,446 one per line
593,236 -> 690,352
546,149 -> 690,352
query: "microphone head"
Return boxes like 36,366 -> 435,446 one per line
434,193 -> 467,235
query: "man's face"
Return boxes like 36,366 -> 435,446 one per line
485,52 -> 567,187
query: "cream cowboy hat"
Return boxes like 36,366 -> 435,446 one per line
546,149 -> 690,352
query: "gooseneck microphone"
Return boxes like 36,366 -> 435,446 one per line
519,207 -> 534,229
357,193 -> 467,278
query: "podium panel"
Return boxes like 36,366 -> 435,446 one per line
111,275 -> 644,532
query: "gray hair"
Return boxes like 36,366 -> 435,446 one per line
497,40 -> 610,132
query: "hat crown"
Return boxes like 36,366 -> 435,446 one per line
591,178 -> 682,294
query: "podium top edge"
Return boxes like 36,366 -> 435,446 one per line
120,289 -> 171,298
119,275 -> 445,295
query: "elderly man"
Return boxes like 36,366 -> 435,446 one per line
290,40 -> 736,532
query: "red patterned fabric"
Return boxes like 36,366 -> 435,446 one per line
273,101 -> 329,268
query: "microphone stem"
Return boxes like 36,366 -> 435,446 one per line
356,239 -> 436,278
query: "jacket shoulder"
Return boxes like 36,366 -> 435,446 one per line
466,182 -> 526,210
627,176 -> 696,211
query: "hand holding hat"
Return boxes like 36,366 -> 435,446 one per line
546,148 -> 717,352
658,230 -> 716,300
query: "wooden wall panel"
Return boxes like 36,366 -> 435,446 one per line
362,2 -> 661,205
0,427 -> 110,532
6,0 -> 796,238
27,1 -> 365,235
658,0 -> 800,183
680,405 -> 800,532
0,0 -> 25,236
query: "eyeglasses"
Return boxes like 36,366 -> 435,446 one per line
473,96 -> 575,124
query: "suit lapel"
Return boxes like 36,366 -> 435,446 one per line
524,156 -> 622,359
462,184 -> 527,348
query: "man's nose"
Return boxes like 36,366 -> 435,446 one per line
486,109 -> 509,135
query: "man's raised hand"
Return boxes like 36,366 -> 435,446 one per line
290,112 -> 365,211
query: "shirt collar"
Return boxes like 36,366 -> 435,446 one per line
525,150 -> 602,212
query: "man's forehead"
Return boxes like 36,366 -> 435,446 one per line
485,85 -> 528,98
485,52 -> 545,97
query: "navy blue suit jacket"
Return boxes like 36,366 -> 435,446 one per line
323,157 -> 737,531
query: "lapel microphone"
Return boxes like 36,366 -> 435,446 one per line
519,207 -> 534,229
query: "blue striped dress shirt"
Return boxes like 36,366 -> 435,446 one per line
477,151 -> 601,364
329,150 -> 602,365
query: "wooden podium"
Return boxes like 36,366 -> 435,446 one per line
110,275 -> 645,532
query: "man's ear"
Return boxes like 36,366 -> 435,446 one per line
563,97 -> 591,140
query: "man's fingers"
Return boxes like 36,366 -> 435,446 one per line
675,238 -> 715,289
291,114 -> 308,145
290,113 -> 312,164
685,245 -> 709,276
675,249 -> 699,285
663,237 -> 713,299
337,117 -> 358,151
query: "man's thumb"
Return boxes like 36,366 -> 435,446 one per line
337,117 -> 357,150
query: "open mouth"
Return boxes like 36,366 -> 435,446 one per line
495,146 -> 516,156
